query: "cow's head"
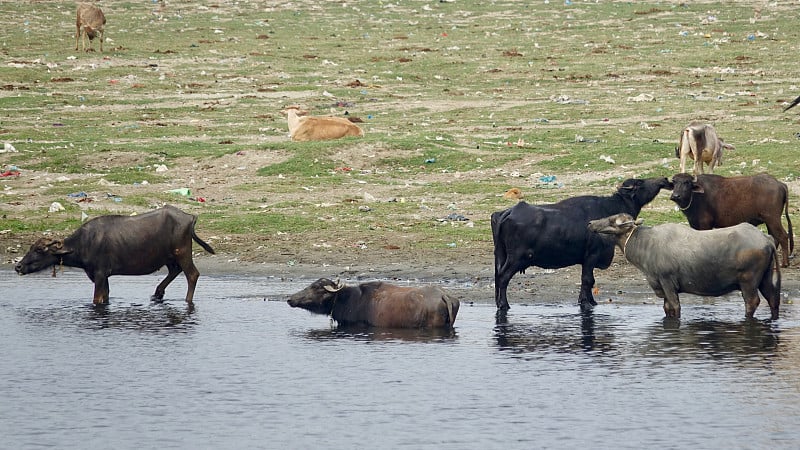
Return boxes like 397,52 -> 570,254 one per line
588,213 -> 643,236
15,238 -> 71,275
287,278 -> 343,315
669,173 -> 704,209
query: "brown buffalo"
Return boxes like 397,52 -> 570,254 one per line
288,278 -> 459,328
670,173 -> 794,267
15,205 -> 215,305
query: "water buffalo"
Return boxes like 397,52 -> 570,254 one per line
15,205 -> 215,305
588,213 -> 780,319
670,172 -> 794,267
288,278 -> 459,328
491,177 -> 672,310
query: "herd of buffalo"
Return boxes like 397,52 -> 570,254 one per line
13,170 -> 793,328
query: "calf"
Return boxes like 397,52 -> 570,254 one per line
288,278 -> 459,328
675,122 -> 734,174
670,172 -> 794,267
75,3 -> 106,52
15,205 -> 215,305
286,107 -> 364,141
491,177 -> 672,310
588,213 -> 781,319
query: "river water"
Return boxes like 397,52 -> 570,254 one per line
1,268 -> 798,449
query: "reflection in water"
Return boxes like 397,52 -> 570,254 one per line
302,324 -> 458,343
493,306 -> 781,366
21,302 -> 197,334
641,318 -> 780,361
494,308 -> 617,356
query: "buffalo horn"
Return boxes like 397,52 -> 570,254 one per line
323,279 -> 345,293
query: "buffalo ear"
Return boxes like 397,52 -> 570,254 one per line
634,218 -> 644,226
691,184 -> 705,194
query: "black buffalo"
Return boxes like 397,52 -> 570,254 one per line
288,278 -> 459,328
670,173 -> 794,267
491,177 -> 671,310
15,205 -> 215,305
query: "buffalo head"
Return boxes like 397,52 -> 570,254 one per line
617,177 -> 673,203
669,173 -> 704,210
287,278 -> 344,315
15,238 -> 72,275
588,213 -> 643,236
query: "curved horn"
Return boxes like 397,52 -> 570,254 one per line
323,279 -> 345,293
46,239 -> 71,255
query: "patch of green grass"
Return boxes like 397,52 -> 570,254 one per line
201,210 -> 320,235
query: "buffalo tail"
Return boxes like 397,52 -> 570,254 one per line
191,217 -> 216,254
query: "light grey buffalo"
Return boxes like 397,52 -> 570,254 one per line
588,213 -> 780,319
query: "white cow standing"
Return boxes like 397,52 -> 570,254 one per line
675,122 -> 735,174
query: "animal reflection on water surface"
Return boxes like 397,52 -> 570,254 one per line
493,308 -> 781,365
20,302 -> 197,333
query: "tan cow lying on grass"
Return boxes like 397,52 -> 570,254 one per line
286,107 -> 364,141
675,122 -> 735,174
76,3 -> 106,52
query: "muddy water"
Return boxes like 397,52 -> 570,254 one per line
1,268 -> 798,449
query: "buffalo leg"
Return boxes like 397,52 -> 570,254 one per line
577,264 -> 597,308
180,261 -> 200,304
759,272 -> 780,321
495,265 -> 514,310
92,276 -> 110,305
152,263 -> 182,302
741,288 -> 761,320
764,222 -> 790,267
660,286 -> 681,318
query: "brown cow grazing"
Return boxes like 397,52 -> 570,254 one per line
670,172 -> 794,267
675,122 -> 735,174
15,205 -> 215,305
588,213 -> 781,320
75,3 -> 106,52
288,278 -> 459,328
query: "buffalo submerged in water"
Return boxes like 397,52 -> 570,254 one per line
288,278 -> 460,329
15,205 -> 215,305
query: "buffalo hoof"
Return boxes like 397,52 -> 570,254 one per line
150,294 -> 165,303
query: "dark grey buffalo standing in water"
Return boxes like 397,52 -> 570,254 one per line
491,177 -> 672,310
15,205 -> 215,305
588,213 -> 780,320
288,278 -> 460,328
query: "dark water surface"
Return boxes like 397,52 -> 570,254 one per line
1,269 -> 799,449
